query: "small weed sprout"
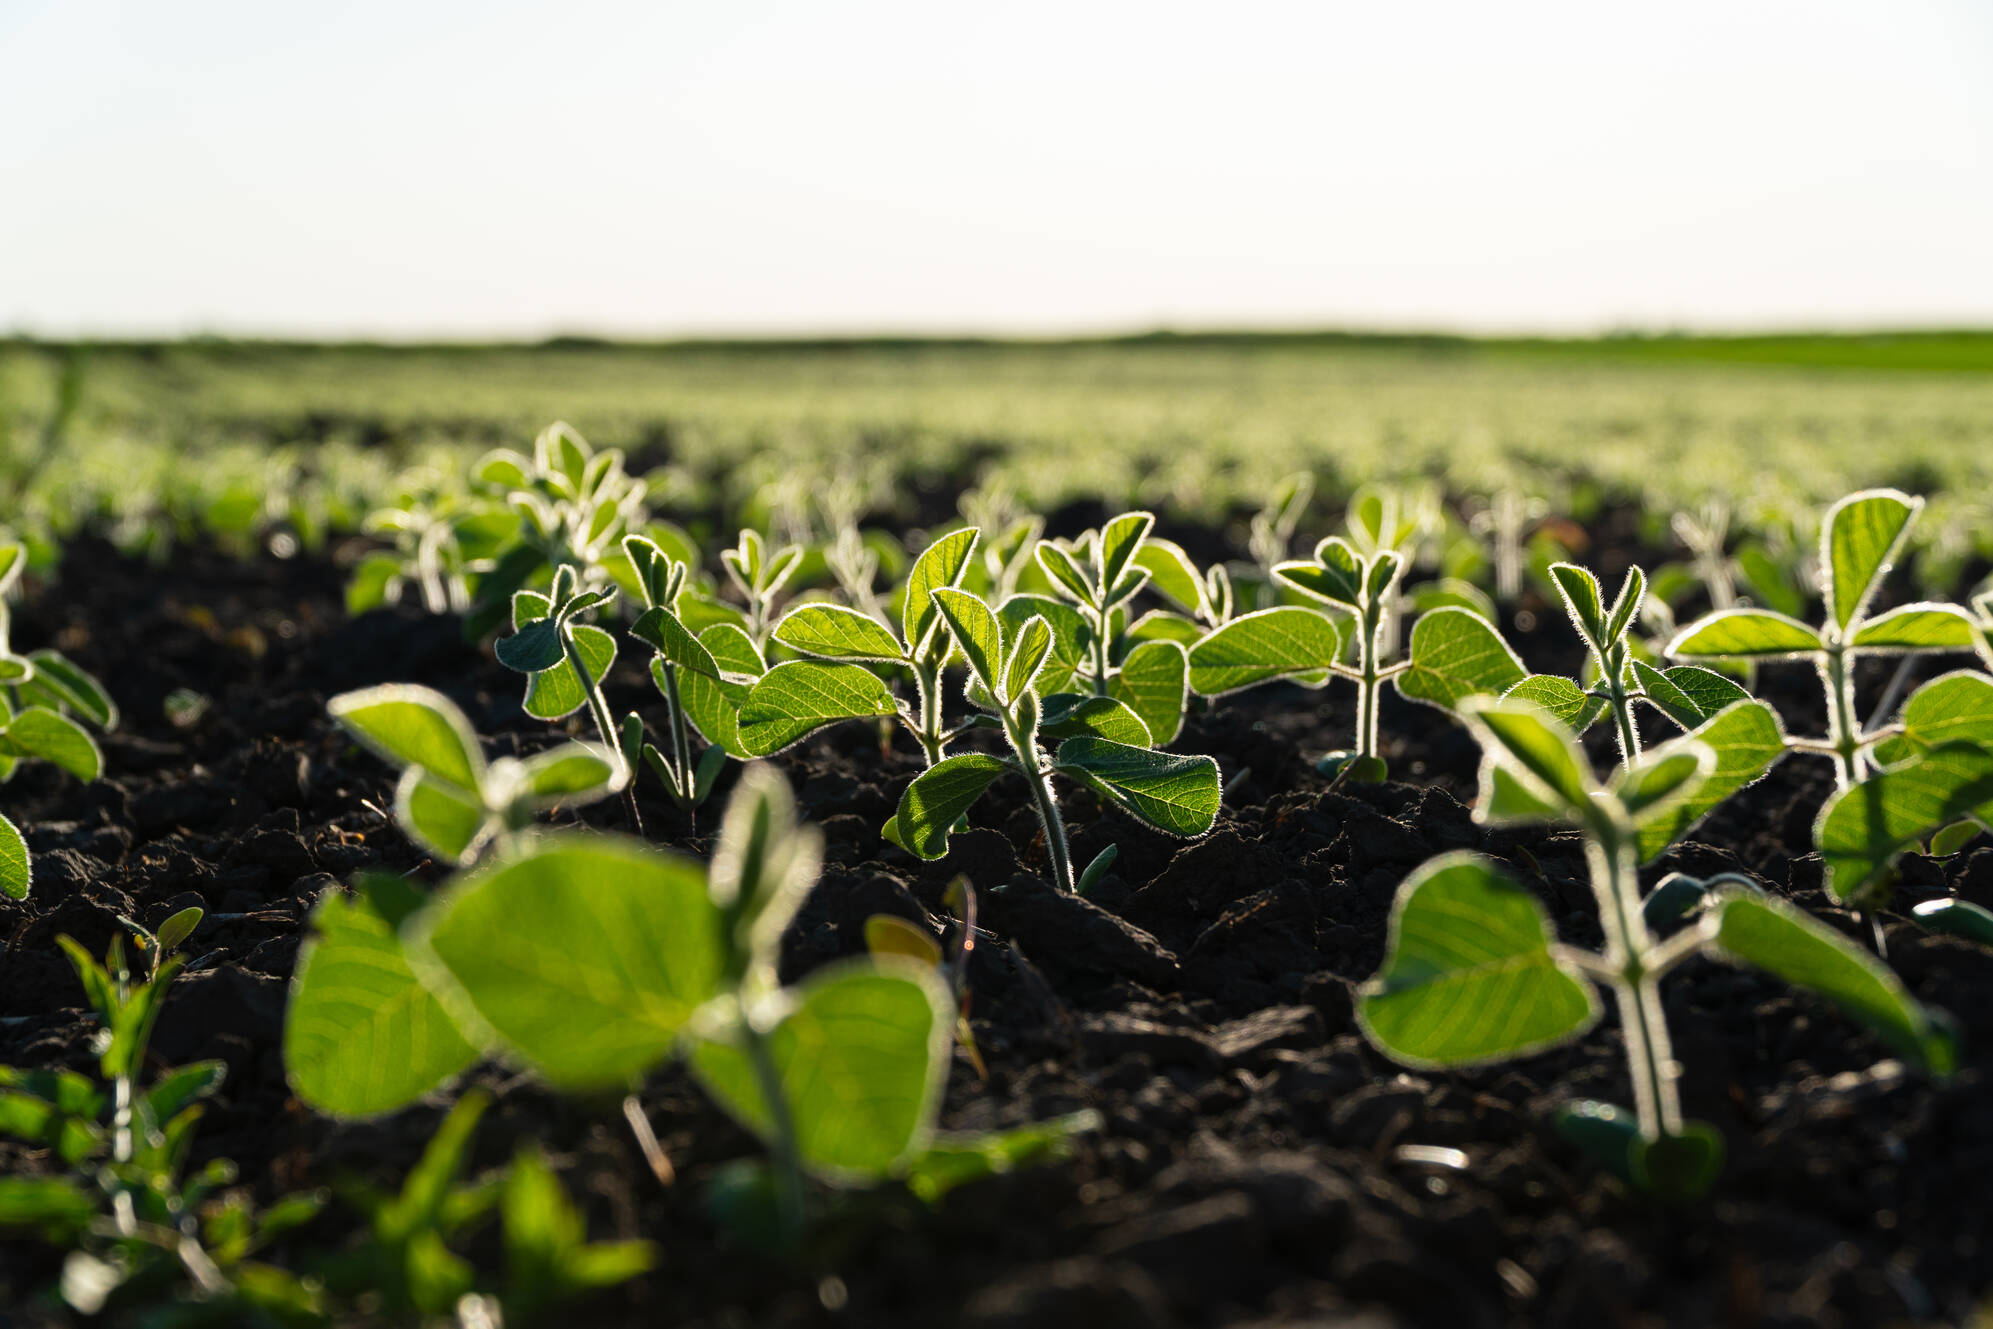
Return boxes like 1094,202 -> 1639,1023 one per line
1359,699 -> 1956,1200
1669,490 -> 1983,789
885,585 -> 1219,892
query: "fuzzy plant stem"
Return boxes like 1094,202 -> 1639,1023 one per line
1090,607 -> 1113,698
744,1022 -> 808,1239
564,626 -> 645,835
1603,646 -> 1643,773
1587,829 -> 1683,1141
1354,600 -> 1384,762
913,660 -> 947,767
1820,645 -> 1864,791
659,664 -> 695,802
1005,704 -> 1075,892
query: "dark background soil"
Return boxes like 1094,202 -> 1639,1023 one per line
1,513 -> 1989,1328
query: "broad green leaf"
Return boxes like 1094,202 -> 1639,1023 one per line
1502,675 -> 1607,733
1711,889 -> 1956,1075
1871,670 -> 1993,765
1848,603 -> 1981,652
1815,742 -> 1993,903
1602,566 -> 1647,645
1034,542 -> 1096,606
21,651 -> 117,730
1004,616 -> 1054,702
1186,607 -> 1338,696
409,836 -> 727,1089
1911,898 -> 1993,947
1554,1101 -> 1724,1202
1098,512 -> 1154,591
1040,695 -> 1152,746
688,961 -> 950,1180
0,813 -> 28,901
737,661 -> 899,756
0,1177 -> 95,1236
329,684 -> 485,790
1668,609 -> 1822,659
678,624 -> 764,760
1132,539 -> 1208,617
1634,700 -> 1785,861
892,754 -> 1010,859
1274,537 -> 1363,608
519,744 -> 619,802
1462,698 -> 1595,814
773,603 -> 905,662
523,624 -> 616,722
1397,607 -> 1526,711
864,915 -> 944,967
395,768 -> 489,863
1053,737 -> 1220,837
1549,563 -> 1608,652
1823,489 -> 1918,631
906,1111 -> 1101,1203
285,885 -> 479,1117
5,707 -> 102,782
1109,640 -> 1188,745
996,594 -> 1091,694
1632,662 -> 1750,730
1613,742 -> 1712,816
901,528 -> 980,653
630,606 -> 722,678
1358,854 -> 1600,1066
1482,764 -> 1566,824
1363,550 -> 1405,602
496,617 -> 566,673
932,588 -> 1006,698
1125,610 -> 1206,647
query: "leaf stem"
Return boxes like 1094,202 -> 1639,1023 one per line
1819,645 -> 1864,790
743,1021 -> 807,1240
563,623 -> 644,836
1586,830 -> 1683,1141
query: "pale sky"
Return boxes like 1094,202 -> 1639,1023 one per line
4,0 -> 1991,338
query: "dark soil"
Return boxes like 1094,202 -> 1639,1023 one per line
2,525 -> 1989,1329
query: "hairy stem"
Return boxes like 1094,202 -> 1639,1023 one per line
914,660 -> 945,767
563,625 -> 644,835
1007,714 -> 1075,891
1354,601 -> 1383,761
1586,830 -> 1682,1140
1091,606 -> 1112,698
659,663 -> 694,802
1820,646 -> 1863,791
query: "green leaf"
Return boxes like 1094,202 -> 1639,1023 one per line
865,915 -> 943,968
630,606 -> 722,678
1398,607 -> 1526,711
496,617 -> 566,673
1710,888 -> 1957,1075
522,624 -> 616,722
1634,700 -> 1786,862
1186,607 -> 1338,696
1502,674 -> 1607,733
518,744 -> 620,803
1004,615 -> 1055,702
1358,853 -> 1600,1066
1929,820 -> 1981,857
906,1111 -> 1101,1204
285,885 -> 480,1117
1549,563 -> 1608,652
1873,670 -> 1993,765
1815,742 -> 1993,904
1053,736 -> 1220,837
736,661 -> 899,756
329,684 -> 486,791
901,528 -> 980,653
677,623 -> 765,760
1461,698 -> 1595,815
1097,512 -> 1155,591
0,1177 -> 95,1237
1848,602 -> 1981,652
21,651 -> 117,730
891,754 -> 1011,859
688,960 -> 951,1181
1132,539 -> 1208,618
1554,1101 -> 1724,1202
931,587 -> 1006,698
1633,662 -> 1750,730
1039,695 -> 1152,746
395,769 -> 490,864
1274,536 -> 1364,608
1363,549 -> 1405,602
0,813 -> 28,901
408,836 -> 727,1089
773,603 -> 906,662
1109,640 -> 1188,744
5,707 -> 101,782
1910,898 -> 1993,947
1823,488 -> 1919,632
996,594 -> 1091,694
1614,742 -> 1712,815
1602,566 -> 1647,645
1668,609 -> 1822,659
1034,541 -> 1096,606
155,905 -> 202,955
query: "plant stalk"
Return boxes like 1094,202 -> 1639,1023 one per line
1587,830 -> 1683,1141
1355,600 -> 1383,761
563,624 -> 645,835
659,664 -> 694,802
743,1022 -> 807,1241
914,660 -> 946,767
1820,645 -> 1863,790
1006,713 -> 1075,892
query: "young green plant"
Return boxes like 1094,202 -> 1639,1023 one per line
886,586 -> 1220,892
1359,698 -> 1956,1199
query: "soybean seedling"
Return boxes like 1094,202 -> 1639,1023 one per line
1031,512 -> 1192,744
348,473 -> 518,617
1359,698 -> 1956,1200
736,527 -> 981,766
1187,522 -> 1521,780
866,876 -> 989,1079
885,586 -> 1220,892
1246,471 -> 1314,609
328,683 -> 624,865
0,541 -> 118,898
622,534 -> 766,817
720,528 -> 804,648
495,564 -> 644,830
1669,490 -> 1983,789
0,928 -> 331,1321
